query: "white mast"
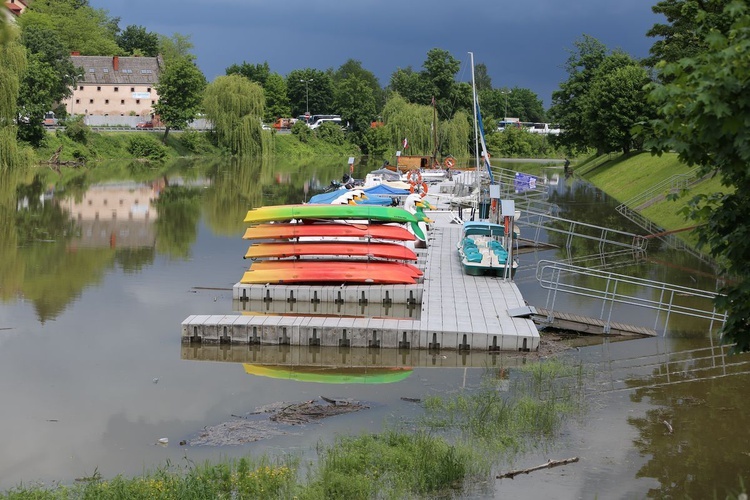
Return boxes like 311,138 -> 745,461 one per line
469,51 -> 481,217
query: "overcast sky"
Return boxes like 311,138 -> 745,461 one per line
95,0 -> 662,107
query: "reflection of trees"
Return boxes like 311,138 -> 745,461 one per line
202,157 -> 350,235
626,344 -> 750,498
203,157 -> 264,236
155,185 -> 202,259
115,248 -> 155,273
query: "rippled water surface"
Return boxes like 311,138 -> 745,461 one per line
0,158 -> 747,498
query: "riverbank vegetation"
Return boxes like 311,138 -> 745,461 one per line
0,359 -> 586,499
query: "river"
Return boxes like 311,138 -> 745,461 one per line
0,157 -> 747,498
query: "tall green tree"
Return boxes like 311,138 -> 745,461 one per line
388,67 -> 432,106
20,0 -> 121,55
16,55 -> 58,146
117,25 -> 159,57
334,73 -> 377,133
422,48 -> 460,117
332,59 -> 384,112
647,0 -> 750,352
226,61 -> 270,86
286,69 -> 333,117
473,62 -> 492,92
583,52 -> 653,154
549,35 -> 608,150
20,25 -> 77,106
644,0 -> 732,69
158,33 -> 195,65
203,74 -> 270,156
263,73 -> 291,122
153,58 -> 207,142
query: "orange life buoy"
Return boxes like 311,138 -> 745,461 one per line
407,169 -> 422,184
444,157 -> 455,169
409,181 -> 429,197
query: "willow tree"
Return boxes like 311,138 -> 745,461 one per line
382,93 -> 470,159
203,74 -> 271,156
0,17 -> 31,172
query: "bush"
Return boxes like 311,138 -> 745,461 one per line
315,121 -> 346,145
179,130 -> 212,154
291,120 -> 312,142
127,135 -> 168,160
64,115 -> 90,144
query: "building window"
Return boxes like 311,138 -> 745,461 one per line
103,68 -> 109,73
114,87 -> 118,92
88,68 -> 95,73
75,99 -> 80,104
130,87 -> 135,92
147,87 -> 151,92
151,100 -> 155,105
136,99 -> 140,104
105,99 -> 109,104
120,100 -> 125,105
89,99 -> 94,104
78,86 -> 83,91
103,199 -> 108,206
97,86 -> 101,91
141,69 -> 153,74
121,69 -> 132,74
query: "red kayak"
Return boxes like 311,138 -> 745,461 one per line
242,222 -> 415,241
241,266 -> 417,285
244,241 -> 418,260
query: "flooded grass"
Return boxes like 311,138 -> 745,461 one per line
0,359 -> 586,499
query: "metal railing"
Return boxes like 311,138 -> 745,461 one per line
518,210 -> 649,252
535,259 -> 726,334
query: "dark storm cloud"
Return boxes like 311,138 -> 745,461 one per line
97,0 -> 661,105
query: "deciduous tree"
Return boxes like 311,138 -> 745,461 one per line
20,0 -> 121,55
117,25 -> 159,57
647,0 -> 750,352
549,35 -> 607,150
153,57 -> 206,142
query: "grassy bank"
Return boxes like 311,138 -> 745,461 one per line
577,151 -> 724,248
1,360 -> 586,499
34,129 -> 360,164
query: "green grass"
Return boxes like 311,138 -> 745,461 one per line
579,151 -> 728,248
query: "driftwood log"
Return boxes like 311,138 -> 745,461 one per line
42,145 -> 85,171
497,457 -> 580,479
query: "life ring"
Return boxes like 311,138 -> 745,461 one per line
444,157 -> 455,169
410,181 -> 428,197
406,169 -> 422,184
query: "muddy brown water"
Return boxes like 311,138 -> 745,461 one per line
0,159 -> 747,498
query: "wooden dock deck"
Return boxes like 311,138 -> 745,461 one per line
532,307 -> 657,337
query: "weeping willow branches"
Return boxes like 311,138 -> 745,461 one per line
202,74 -> 273,157
0,17 -> 32,172
381,93 -> 470,159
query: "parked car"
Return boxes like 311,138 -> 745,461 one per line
43,112 -> 58,127
136,121 -> 154,129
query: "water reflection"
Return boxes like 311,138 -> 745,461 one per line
2,158 -> 747,496
617,339 -> 750,498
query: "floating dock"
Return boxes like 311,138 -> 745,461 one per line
181,211 -> 540,352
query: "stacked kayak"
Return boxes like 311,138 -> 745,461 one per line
241,204 -> 423,285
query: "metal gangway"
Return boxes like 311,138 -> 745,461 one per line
518,209 -> 648,252
614,168 -> 715,265
535,259 -> 726,335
